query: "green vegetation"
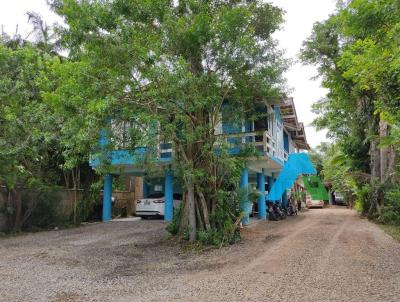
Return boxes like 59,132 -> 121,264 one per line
379,224 -> 400,243
302,0 -> 400,224
0,14 -> 99,232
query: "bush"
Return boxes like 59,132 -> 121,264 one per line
199,189 -> 241,246
166,203 -> 183,235
76,181 -> 102,223
378,188 -> 400,225
23,187 -> 62,230
355,184 -> 372,215
197,220 -> 240,247
166,188 -> 241,247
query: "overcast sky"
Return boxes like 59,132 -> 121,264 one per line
0,0 -> 336,148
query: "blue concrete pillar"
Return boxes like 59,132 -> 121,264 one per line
143,179 -> 149,198
257,171 -> 266,220
102,174 -> 113,222
240,167 -> 250,225
164,169 -> 174,221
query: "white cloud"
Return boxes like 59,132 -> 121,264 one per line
0,0 -> 61,38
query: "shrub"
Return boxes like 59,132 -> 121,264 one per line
76,181 -> 102,223
166,203 -> 183,235
199,190 -> 241,246
166,188 -> 241,247
23,186 -> 61,230
355,184 -> 372,215
378,188 -> 400,225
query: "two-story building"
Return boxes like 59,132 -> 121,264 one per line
90,97 -> 316,225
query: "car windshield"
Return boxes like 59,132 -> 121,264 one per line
147,192 -> 164,198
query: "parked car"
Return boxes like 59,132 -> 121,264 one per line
136,192 -> 182,217
305,194 -> 324,208
334,192 -> 346,206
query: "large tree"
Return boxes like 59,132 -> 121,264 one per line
48,0 -> 287,242
301,0 -> 400,217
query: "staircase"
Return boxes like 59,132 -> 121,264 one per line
267,153 -> 317,201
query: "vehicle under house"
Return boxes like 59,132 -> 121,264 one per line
90,97 -> 317,225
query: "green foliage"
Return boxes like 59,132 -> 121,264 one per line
248,187 -> 261,204
199,189 -> 242,246
167,185 -> 242,246
379,224 -> 400,243
76,181 -> 103,223
0,39 -> 61,189
308,147 -> 324,176
301,0 -> 400,223
166,203 -> 183,236
354,184 -> 373,215
23,187 -> 62,230
378,188 -> 400,226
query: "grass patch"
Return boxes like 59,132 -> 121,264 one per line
379,224 -> 400,242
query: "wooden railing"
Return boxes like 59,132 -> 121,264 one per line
218,130 -> 287,162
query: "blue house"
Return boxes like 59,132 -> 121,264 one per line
90,97 -> 316,225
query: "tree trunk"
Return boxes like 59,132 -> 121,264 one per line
387,146 -> 397,180
71,168 -> 78,224
179,191 -> 189,235
187,179 -> 197,242
197,190 -> 211,230
195,198 -> 205,230
12,187 -> 23,232
370,139 -> 381,181
379,120 -> 390,182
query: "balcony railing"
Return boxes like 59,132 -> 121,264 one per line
217,129 -> 287,163
95,127 -> 289,168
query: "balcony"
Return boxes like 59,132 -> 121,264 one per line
217,129 -> 286,166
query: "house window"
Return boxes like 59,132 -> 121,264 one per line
283,131 -> 289,152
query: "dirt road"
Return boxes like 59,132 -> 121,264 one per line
1,207 -> 400,301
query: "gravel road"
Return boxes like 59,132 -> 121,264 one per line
1,207 -> 400,302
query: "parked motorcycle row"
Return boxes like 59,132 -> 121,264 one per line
267,201 -> 298,221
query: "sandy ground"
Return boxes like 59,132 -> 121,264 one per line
1,207 -> 400,302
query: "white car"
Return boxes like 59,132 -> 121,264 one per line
306,195 -> 324,208
136,192 -> 182,217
